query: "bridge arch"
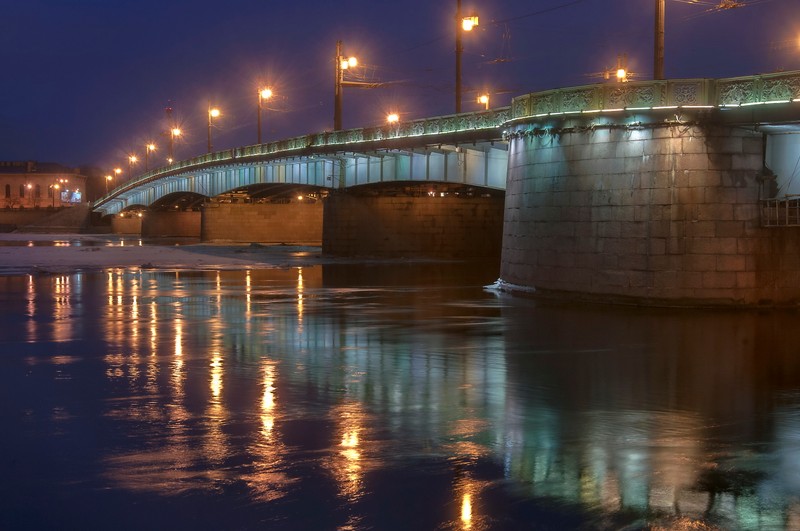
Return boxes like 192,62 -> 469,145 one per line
149,191 -> 207,211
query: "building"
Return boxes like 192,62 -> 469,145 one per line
0,161 -> 87,209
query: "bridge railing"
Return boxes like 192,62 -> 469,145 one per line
761,197 -> 800,227
510,71 -> 800,119
716,70 -> 800,106
97,70 -> 800,209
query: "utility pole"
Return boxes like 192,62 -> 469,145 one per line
334,40 -> 344,131
455,0 -> 463,113
654,0 -> 665,80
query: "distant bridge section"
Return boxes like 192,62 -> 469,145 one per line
93,109 -> 511,216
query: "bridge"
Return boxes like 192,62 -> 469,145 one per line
94,70 -> 800,306
93,109 -> 512,216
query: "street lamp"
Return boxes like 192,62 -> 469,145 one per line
145,143 -> 156,170
334,41 -> 358,131
128,155 -> 138,180
334,40 -> 382,130
386,112 -> 399,124
455,0 -> 479,113
207,105 -> 220,153
105,175 -> 112,195
477,94 -> 489,110
51,183 -> 60,207
258,87 -> 273,144
654,0 -> 665,79
168,127 -> 181,162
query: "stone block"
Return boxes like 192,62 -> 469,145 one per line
644,137 -> 680,155
616,140 -> 644,158
736,271 -> 757,288
677,155 -> 711,172
628,270 -> 653,288
734,189 -> 759,206
682,136 -> 709,155
651,126 -> 676,140
686,253 -> 717,272
686,220 -> 716,238
680,271 -> 704,289
698,203 -> 734,221
717,255 -> 746,272
731,154 -> 762,171
622,253 -> 649,271
653,270 -> 679,289
677,187 -> 705,205
702,271 -> 737,289
705,187 -> 740,204
716,136 -> 744,155
715,221 -> 745,238
742,137 -> 763,155
708,153 -> 733,171
597,221 -> 621,238
619,221 -> 647,238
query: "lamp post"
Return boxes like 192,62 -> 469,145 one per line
145,143 -> 156,170
334,40 -> 359,131
51,183 -> 59,207
207,105 -> 220,153
477,94 -> 489,110
258,87 -> 273,144
654,0 -> 665,80
105,175 -> 112,195
455,0 -> 479,114
168,128 -> 181,162
128,155 -> 138,180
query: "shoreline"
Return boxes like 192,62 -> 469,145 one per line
0,233 -> 459,275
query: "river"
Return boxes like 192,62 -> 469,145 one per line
1,259 -> 799,530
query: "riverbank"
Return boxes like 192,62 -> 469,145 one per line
0,233 -> 454,275
0,233 -> 332,274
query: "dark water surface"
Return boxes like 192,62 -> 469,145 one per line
2,263 -> 800,530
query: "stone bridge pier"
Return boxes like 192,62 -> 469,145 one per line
322,189 -> 505,259
499,109 -> 799,306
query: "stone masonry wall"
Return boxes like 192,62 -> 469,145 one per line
499,122 -> 800,306
111,216 -> 142,235
323,194 -> 504,258
141,211 -> 201,238
201,202 -> 323,244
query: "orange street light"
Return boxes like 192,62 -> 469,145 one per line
128,155 -> 138,180
51,182 -> 61,207
386,112 -> 399,124
258,87 -> 273,144
145,143 -> 156,170
477,94 -> 489,110
456,0 -> 479,113
461,14 -> 479,31
208,105 -> 221,153
334,41 -> 359,131
169,127 -> 181,162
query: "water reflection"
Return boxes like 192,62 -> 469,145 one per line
4,263 -> 800,528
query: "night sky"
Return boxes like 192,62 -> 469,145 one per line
1,0 -> 797,170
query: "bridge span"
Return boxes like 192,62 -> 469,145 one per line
93,108 -> 511,217
96,70 -> 800,305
